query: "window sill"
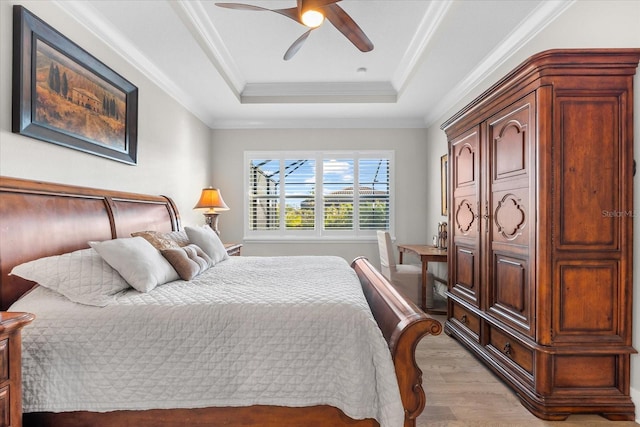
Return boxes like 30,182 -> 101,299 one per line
243,236 -> 379,243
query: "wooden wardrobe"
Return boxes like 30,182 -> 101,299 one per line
441,49 -> 640,421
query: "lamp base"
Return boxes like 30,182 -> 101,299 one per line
203,213 -> 221,235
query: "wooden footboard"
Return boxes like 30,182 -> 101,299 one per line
352,257 -> 442,427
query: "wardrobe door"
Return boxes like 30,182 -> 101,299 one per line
485,93 -> 536,337
450,126 -> 482,308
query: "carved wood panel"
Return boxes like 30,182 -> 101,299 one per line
490,101 -> 531,189
451,245 -> 478,306
492,190 -> 528,244
554,261 -> 620,343
556,94 -> 621,250
455,198 -> 476,236
489,252 -> 531,333
553,355 -> 617,389
494,121 -> 527,180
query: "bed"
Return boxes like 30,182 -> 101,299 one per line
0,176 -> 442,427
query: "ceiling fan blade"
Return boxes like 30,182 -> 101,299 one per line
284,29 -> 314,61
272,6 -> 302,23
323,3 -> 373,52
302,0 -> 341,7
215,3 -> 271,12
216,3 -> 302,24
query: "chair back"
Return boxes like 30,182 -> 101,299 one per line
376,231 -> 396,279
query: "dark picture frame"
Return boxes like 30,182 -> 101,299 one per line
12,6 -> 138,165
441,154 -> 448,216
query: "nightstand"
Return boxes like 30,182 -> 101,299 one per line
0,312 -> 34,427
224,243 -> 243,256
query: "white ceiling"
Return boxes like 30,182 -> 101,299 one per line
53,0 -> 575,129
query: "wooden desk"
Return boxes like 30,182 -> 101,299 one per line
397,244 -> 447,314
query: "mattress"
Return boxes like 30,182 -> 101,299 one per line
10,255 -> 404,426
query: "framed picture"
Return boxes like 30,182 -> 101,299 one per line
12,6 -> 138,165
441,154 -> 448,216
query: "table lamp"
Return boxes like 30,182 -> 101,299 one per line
194,187 -> 229,235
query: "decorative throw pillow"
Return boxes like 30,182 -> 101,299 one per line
161,244 -> 213,280
163,230 -> 190,247
90,237 -> 179,293
131,230 -> 181,251
184,226 -> 230,264
10,248 -> 130,306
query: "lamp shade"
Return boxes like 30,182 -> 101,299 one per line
194,188 -> 229,212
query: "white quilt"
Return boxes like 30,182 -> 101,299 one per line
10,256 -> 404,426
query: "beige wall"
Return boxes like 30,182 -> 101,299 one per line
0,0 -> 211,227
211,128 -> 431,266
424,0 -> 640,417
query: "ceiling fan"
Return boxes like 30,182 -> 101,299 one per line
215,0 -> 374,60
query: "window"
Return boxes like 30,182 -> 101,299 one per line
245,151 -> 394,240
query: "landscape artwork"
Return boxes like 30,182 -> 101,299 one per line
13,6 -> 138,164
34,40 -> 127,151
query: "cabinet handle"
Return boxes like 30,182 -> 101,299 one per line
503,342 -> 512,357
460,314 -> 467,324
483,203 -> 490,229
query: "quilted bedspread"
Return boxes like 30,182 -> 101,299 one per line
10,256 -> 404,426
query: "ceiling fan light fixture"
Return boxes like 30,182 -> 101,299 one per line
301,9 -> 324,28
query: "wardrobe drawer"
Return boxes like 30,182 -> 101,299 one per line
450,303 -> 480,341
487,326 -> 533,375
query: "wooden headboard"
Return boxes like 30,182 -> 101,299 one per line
0,176 -> 181,310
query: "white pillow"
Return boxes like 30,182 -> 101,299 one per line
185,226 -> 229,264
90,237 -> 179,293
10,248 -> 129,306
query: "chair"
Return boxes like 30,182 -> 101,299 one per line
376,231 -> 431,307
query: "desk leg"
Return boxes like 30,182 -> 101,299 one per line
421,260 -> 429,310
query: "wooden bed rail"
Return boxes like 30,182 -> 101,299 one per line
352,257 -> 442,426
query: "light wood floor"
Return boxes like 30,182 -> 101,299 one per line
415,315 -> 639,427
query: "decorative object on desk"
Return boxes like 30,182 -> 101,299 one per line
438,222 -> 447,249
194,187 -> 229,235
12,6 -> 138,165
441,154 -> 448,216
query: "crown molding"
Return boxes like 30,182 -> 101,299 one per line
210,116 -> 427,129
392,0 -> 453,96
423,0 -> 576,127
241,82 -> 397,104
52,0 -> 214,126
169,0 -> 244,100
